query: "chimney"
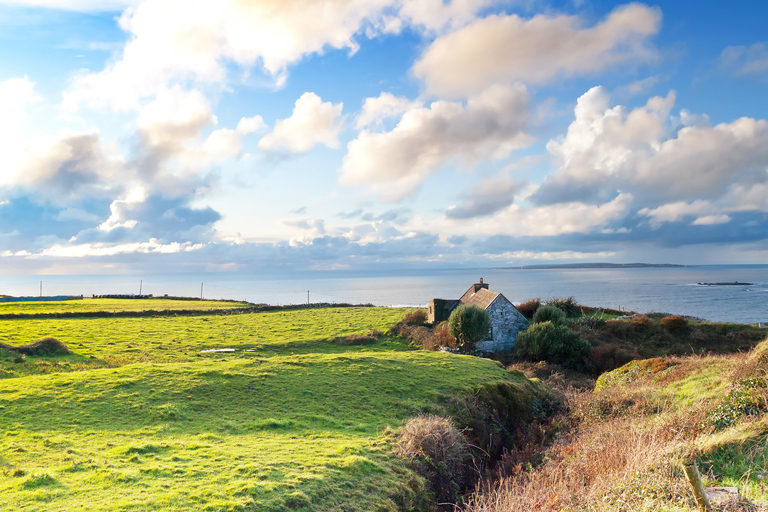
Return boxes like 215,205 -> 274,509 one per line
473,278 -> 489,293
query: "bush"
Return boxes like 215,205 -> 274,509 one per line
661,315 -> 688,333
448,305 -> 492,351
532,305 -> 566,325
402,309 -> 428,326
516,298 -> 541,320
575,316 -> 606,331
409,326 -> 433,348
0,337 -> 71,356
422,322 -> 456,351
545,296 -> 580,317
587,343 -> 639,374
515,321 -> 590,370
630,315 -> 653,327
395,415 -> 470,504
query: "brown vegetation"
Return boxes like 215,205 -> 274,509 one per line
464,340 -> 768,512
0,337 -> 70,356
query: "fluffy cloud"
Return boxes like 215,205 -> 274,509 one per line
341,84 -> 532,200
0,86 -> 257,254
439,192 -> 634,237
65,0 -> 498,110
259,92 -> 343,154
720,43 -> 768,76
356,92 -> 421,129
534,86 -> 768,212
0,77 -> 39,114
413,3 -> 661,96
445,176 -> 521,219
10,130 -> 125,202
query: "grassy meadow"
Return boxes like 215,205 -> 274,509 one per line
0,301 -> 536,511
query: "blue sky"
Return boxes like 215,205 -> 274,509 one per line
0,0 -> 767,274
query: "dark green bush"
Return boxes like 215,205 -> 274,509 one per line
515,321 -> 590,370
545,296 -> 580,317
532,305 -> 566,325
448,305 -> 491,351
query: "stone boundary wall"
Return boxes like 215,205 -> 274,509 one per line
0,302 -> 374,320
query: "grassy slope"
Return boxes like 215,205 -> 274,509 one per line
0,298 -> 250,314
468,339 -> 768,512
0,305 -> 534,511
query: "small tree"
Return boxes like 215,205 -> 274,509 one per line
448,305 -> 491,352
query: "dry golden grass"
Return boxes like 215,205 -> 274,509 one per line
466,341 -> 768,512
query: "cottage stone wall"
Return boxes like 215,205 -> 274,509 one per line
475,297 -> 529,352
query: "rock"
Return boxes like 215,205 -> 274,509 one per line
705,486 -> 739,506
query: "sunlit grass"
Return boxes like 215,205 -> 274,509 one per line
0,298 -> 250,314
0,305 -> 530,510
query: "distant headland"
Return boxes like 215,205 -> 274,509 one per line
507,263 -> 692,270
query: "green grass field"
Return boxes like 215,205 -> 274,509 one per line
0,298 -> 250,315
0,302 -> 535,511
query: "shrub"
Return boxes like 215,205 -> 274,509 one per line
545,296 -> 580,317
422,322 -> 456,351
630,315 -> 653,327
0,337 -> 71,356
532,305 -> 566,325
587,343 -> 639,374
402,309 -> 428,326
448,305 -> 492,351
395,415 -> 470,504
408,326 -> 433,348
661,315 -> 688,333
516,298 -> 541,320
515,321 -> 590,370
575,315 -> 606,331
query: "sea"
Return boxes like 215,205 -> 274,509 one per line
1,265 -> 767,324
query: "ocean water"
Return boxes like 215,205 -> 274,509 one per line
1,265 -> 766,324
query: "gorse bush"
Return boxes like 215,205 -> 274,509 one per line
516,298 -> 541,320
661,315 -> 688,333
630,315 -> 653,327
545,296 -> 580,317
515,321 -> 590,370
448,305 -> 491,352
532,305 -> 566,325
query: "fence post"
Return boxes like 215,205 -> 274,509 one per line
682,459 -> 712,511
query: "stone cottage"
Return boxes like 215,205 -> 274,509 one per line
428,278 -> 529,352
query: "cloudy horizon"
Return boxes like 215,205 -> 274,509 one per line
1,0 -> 767,275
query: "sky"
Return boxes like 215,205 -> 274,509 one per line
0,0 -> 767,274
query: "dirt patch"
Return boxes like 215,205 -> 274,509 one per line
0,337 -> 71,356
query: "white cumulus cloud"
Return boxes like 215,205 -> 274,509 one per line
341,84 -> 532,200
413,3 -> 661,96
535,86 -> 768,211
258,92 -> 343,154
